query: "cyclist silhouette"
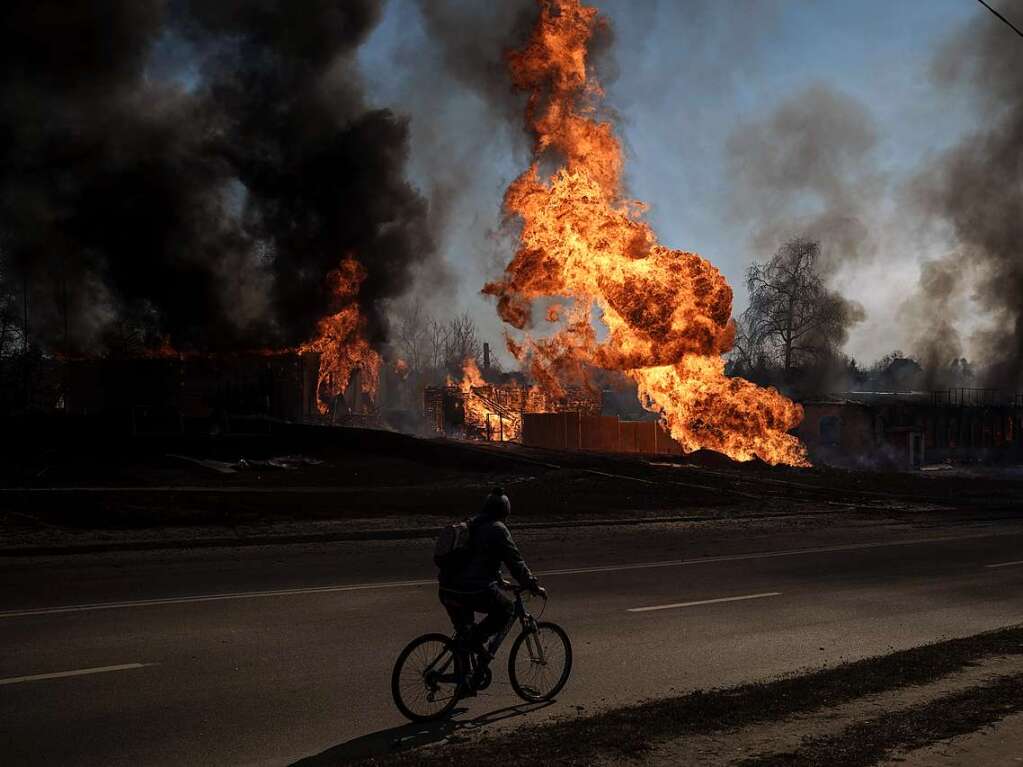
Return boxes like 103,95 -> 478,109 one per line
437,487 -> 544,683
393,498 -> 569,719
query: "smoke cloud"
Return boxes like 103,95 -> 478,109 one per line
906,2 -> 1023,387
0,0 -> 436,355
727,83 -> 885,273
898,253 -> 967,380
414,0 -> 535,126
407,0 -> 536,279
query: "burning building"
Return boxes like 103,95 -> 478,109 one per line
59,351 -> 386,434
419,356 -> 692,457
0,1 -> 436,427
423,362 -> 602,442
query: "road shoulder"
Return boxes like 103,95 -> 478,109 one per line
352,625 -> 1023,767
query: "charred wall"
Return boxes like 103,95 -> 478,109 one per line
522,413 -> 683,456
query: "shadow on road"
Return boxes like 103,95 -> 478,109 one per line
290,700 -> 555,765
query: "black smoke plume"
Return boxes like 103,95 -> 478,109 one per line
414,0 -> 535,127
0,0 -> 435,355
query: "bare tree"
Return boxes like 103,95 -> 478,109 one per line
726,315 -> 765,378
393,299 -> 429,374
426,318 -> 448,372
395,308 -> 485,376
742,238 -> 863,375
444,312 -> 482,369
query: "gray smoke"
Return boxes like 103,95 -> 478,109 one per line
410,0 -> 536,262
897,252 -> 968,386
727,83 -> 885,273
906,1 -> 1023,388
352,0 -> 539,338
415,0 -> 536,127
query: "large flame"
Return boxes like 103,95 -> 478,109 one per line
484,0 -> 807,466
298,256 -> 381,414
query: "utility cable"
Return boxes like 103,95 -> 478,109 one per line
976,0 -> 1023,39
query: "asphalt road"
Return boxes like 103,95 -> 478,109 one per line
3,515 -> 1023,766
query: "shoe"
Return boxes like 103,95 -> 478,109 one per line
470,664 -> 490,690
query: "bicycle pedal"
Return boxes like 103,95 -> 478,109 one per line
472,666 -> 493,691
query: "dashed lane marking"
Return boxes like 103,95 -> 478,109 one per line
628,592 -> 782,613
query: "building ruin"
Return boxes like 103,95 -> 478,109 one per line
797,388 -> 1023,469
423,381 -> 602,441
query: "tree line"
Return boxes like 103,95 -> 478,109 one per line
391,299 -> 492,381
730,237 -> 975,395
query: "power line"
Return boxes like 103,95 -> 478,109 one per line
976,0 -> 1023,39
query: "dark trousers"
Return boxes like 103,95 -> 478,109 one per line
439,586 -> 514,643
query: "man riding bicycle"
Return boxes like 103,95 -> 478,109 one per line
438,487 -> 545,679
392,488 -> 569,719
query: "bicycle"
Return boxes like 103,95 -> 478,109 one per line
391,585 -> 573,721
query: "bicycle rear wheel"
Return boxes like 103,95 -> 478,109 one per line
508,621 -> 572,702
391,633 -> 464,721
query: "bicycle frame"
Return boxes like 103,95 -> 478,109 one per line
482,589 -> 546,664
394,586 -> 565,722
421,649 -> 461,687
421,589 -> 549,692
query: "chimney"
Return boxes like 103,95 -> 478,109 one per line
350,368 -> 361,414
483,342 -> 491,370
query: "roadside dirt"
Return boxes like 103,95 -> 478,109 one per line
884,710 -> 1023,765
645,654 -> 1023,766
353,625 -> 1023,767
3,424 -> 1021,553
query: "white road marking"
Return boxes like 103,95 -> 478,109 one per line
0,579 -> 436,618
628,592 -> 782,613
986,559 -> 1023,569
0,531 -> 1010,620
541,532 -> 1003,576
0,663 -> 154,686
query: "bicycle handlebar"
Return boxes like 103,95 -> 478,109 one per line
512,584 -> 548,599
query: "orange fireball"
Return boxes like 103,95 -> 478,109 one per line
484,0 -> 807,466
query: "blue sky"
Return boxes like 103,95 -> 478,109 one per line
358,0 -> 992,365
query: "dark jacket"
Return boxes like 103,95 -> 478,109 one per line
439,512 -> 534,591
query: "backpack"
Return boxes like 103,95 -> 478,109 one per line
434,518 -> 473,571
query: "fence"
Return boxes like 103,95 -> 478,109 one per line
521,413 -> 683,455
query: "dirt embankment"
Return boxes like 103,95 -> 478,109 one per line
2,419 -> 1022,553
350,625 -> 1023,767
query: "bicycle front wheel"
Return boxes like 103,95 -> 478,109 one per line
508,621 -> 572,702
391,633 -> 464,721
